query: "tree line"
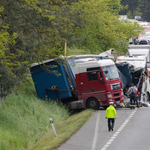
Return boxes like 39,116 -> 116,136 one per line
120,0 -> 150,22
0,0 -> 143,97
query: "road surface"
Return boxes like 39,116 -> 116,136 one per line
57,107 -> 150,150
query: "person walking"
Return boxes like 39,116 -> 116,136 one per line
105,102 -> 117,131
125,83 -> 137,109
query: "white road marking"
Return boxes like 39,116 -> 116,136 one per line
91,112 -> 100,150
100,109 -> 137,150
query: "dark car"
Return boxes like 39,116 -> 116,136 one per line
137,36 -> 150,45
135,16 -> 142,21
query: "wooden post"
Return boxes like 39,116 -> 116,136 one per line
64,40 -> 67,56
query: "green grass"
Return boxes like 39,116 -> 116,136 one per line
67,48 -> 88,55
30,109 -> 93,150
67,48 -> 100,56
0,83 -> 93,150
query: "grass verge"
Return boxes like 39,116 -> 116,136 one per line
0,83 -> 93,150
29,109 -> 93,150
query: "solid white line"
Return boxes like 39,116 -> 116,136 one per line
101,109 -> 137,150
91,112 -> 100,150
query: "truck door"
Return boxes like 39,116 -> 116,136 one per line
81,68 -> 107,101
87,71 -> 106,101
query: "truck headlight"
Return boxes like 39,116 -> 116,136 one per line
107,94 -> 112,98
121,97 -> 124,99
109,99 -> 113,101
121,92 -> 124,95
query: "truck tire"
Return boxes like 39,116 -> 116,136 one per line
103,106 -> 108,110
87,98 -> 99,110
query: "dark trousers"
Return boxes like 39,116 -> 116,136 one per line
108,118 -> 115,130
134,96 -> 139,108
130,95 -> 135,107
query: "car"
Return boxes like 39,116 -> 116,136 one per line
137,36 -> 150,45
138,39 -> 150,45
135,16 -> 142,21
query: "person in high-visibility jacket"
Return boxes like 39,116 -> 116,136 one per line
105,102 -> 117,131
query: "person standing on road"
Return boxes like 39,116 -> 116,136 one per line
125,83 -> 137,109
134,85 -> 139,108
105,102 -> 117,131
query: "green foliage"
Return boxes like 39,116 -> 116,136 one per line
72,0 -> 143,53
0,0 -> 144,97
120,0 -> 139,18
0,0 -> 84,95
141,1 -> 150,21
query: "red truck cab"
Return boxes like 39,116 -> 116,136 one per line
75,59 -> 124,109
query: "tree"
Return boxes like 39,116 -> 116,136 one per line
119,0 -> 139,18
0,0 -> 84,95
0,0 -> 144,97
72,0 -> 143,53
120,0 -> 150,21
140,0 -> 150,21
0,6 -> 18,97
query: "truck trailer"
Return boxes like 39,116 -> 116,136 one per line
30,58 -> 124,110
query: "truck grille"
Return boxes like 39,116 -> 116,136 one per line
114,93 -> 119,97
115,98 -> 120,101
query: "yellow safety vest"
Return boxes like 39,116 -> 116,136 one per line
105,105 -> 117,118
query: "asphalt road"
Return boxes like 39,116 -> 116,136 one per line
57,107 -> 150,150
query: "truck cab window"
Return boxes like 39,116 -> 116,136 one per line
87,67 -> 99,71
102,65 -> 119,80
87,72 -> 98,81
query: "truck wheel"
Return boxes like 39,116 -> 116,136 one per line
103,106 -> 108,110
87,98 -> 99,110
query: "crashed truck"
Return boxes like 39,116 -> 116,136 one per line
30,57 -> 124,110
127,45 -> 150,62
128,44 -> 150,77
116,55 -> 150,107
70,51 -> 150,107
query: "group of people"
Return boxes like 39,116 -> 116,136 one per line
125,83 -> 139,109
105,83 -> 139,132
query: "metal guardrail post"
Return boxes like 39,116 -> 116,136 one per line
49,118 -> 57,137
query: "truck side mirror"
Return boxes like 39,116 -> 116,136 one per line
105,70 -> 108,74
97,72 -> 101,81
97,72 -> 105,83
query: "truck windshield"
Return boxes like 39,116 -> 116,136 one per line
102,65 -> 119,80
